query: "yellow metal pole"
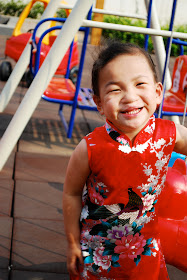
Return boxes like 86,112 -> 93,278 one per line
91,0 -> 104,45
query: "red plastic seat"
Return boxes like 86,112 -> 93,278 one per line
43,77 -> 82,101
162,55 -> 187,113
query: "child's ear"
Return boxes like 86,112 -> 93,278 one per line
155,82 -> 163,105
93,95 -> 104,115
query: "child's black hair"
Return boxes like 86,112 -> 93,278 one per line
92,40 -> 158,97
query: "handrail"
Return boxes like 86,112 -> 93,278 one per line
59,4 -> 147,20
82,19 -> 187,40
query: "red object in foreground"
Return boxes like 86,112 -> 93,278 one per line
158,158 -> 187,272
158,217 -> 187,272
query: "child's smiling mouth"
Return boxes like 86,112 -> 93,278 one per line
121,107 -> 143,115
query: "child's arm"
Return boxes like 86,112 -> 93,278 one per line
62,139 -> 90,277
174,124 -> 187,155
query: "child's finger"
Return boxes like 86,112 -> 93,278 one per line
78,253 -> 84,265
68,256 -> 79,276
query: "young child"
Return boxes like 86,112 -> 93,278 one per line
62,41 -> 187,279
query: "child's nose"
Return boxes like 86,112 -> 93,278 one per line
121,89 -> 138,103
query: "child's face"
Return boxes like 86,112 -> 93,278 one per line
93,54 -> 163,140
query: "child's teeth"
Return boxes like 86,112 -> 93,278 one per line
124,108 -> 140,114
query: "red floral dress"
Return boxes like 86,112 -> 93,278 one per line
75,116 -> 176,279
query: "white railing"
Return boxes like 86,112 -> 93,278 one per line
59,4 -> 147,20
82,20 -> 187,39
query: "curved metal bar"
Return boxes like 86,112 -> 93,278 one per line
34,25 -> 62,75
31,22 -> 86,77
32,17 -> 67,45
172,38 -> 187,55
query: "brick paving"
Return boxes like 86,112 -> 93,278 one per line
0,33 -> 186,280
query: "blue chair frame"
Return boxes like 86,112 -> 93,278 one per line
30,8 -> 97,138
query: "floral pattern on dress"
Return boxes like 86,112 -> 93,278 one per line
137,136 -> 174,218
80,180 -> 160,277
80,213 -> 160,277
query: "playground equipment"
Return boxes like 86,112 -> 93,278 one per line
28,0 -> 187,137
161,55 -> 187,117
22,0 -> 186,139
0,0 -> 49,82
30,12 -> 97,136
39,0 -> 187,138
144,0 -> 187,122
0,0 -> 62,113
0,0 -> 94,171
0,0 -> 79,86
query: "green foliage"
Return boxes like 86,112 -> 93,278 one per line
28,2 -> 44,19
0,0 -> 67,19
102,15 -> 187,56
0,0 -> 25,17
56,8 -> 67,19
102,16 -> 153,52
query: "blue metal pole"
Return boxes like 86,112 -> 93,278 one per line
144,0 -> 153,50
67,7 -> 92,138
158,0 -> 177,118
34,25 -> 63,76
65,40 -> 74,79
172,38 -> 185,55
162,0 -> 177,85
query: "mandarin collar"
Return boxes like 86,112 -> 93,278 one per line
105,115 -> 155,148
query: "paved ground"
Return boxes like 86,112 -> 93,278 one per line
0,33 -> 187,280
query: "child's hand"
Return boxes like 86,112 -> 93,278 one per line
67,243 -> 83,277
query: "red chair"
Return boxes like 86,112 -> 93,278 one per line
161,55 -> 187,115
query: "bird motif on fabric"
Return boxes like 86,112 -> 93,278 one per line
87,188 -> 143,235
105,187 -> 143,224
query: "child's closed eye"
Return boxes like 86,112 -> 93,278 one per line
108,88 -> 121,93
112,88 -> 121,92
136,82 -> 146,87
